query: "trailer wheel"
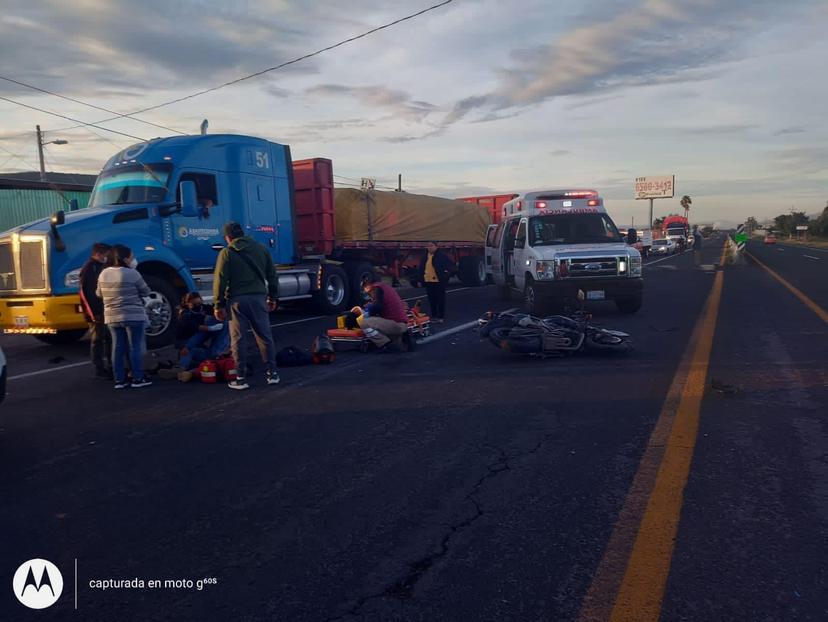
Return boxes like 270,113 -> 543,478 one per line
345,261 -> 376,306
35,329 -> 88,345
458,256 -> 486,287
143,275 -> 179,349
315,264 -> 349,314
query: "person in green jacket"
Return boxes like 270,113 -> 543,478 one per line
213,222 -> 280,390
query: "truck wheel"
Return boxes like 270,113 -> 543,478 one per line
316,264 -> 349,314
458,256 -> 486,287
345,261 -> 375,306
143,275 -> 179,349
615,295 -> 643,314
35,329 -> 88,345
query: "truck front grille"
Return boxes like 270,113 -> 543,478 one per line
567,256 -> 619,278
0,242 -> 16,291
19,239 -> 47,289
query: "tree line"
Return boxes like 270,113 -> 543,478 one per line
746,201 -> 828,238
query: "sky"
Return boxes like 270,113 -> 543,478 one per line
1,0 -> 826,228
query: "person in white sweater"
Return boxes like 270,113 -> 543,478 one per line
96,244 -> 152,389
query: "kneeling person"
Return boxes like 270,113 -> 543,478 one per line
358,276 -> 408,351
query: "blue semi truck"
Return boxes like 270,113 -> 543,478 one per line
0,134 -> 354,348
0,134 -> 490,348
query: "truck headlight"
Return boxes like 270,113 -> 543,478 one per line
64,268 -> 81,287
536,260 -> 556,280
629,254 -> 642,277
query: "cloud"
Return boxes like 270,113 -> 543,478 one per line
681,124 -> 759,135
774,126 -> 807,136
305,84 -> 436,122
441,0 -> 799,124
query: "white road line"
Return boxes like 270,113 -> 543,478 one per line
269,315 -> 324,328
419,306 -> 518,345
9,361 -> 88,381
645,251 -> 686,266
803,255 -> 821,260
778,248 -> 785,251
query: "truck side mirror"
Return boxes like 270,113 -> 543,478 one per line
50,210 -> 66,252
179,180 -> 199,217
69,199 -> 79,212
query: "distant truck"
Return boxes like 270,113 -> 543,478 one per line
0,134 -> 490,348
661,215 -> 690,250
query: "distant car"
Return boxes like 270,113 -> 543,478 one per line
0,346 -> 6,404
651,239 -> 677,255
764,234 -> 776,245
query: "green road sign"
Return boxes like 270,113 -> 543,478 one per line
735,232 -> 748,244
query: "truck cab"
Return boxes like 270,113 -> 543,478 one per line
485,190 -> 643,314
0,134 -> 344,348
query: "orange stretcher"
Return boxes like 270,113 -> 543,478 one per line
327,308 -> 431,352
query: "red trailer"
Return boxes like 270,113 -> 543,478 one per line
457,193 -> 519,224
292,159 -> 491,305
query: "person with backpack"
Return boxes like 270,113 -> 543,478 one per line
79,242 -> 112,379
96,244 -> 152,389
213,222 -> 279,390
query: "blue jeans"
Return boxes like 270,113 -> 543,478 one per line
109,322 -> 146,383
180,319 -> 229,369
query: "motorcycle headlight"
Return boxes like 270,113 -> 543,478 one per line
64,268 -> 81,287
536,260 -> 556,280
629,253 -> 642,277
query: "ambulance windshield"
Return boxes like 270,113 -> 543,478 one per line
529,213 -> 623,246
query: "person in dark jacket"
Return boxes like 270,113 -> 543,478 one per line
213,222 -> 280,390
417,242 -> 453,322
78,242 -> 112,379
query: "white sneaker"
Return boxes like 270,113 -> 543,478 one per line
228,378 -> 250,390
130,379 -> 152,388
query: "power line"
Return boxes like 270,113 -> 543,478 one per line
0,75 -> 186,136
0,95 -> 147,142
37,0 -> 453,132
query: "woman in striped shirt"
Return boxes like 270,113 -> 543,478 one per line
96,244 -> 152,389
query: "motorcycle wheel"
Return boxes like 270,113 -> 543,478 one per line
585,332 -> 632,353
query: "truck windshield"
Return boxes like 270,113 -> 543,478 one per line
529,213 -> 623,246
90,163 -> 171,207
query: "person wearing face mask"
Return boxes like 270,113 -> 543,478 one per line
79,242 -> 113,379
96,244 -> 152,389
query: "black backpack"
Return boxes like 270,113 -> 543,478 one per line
276,346 -> 313,367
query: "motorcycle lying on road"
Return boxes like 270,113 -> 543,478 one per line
478,309 -> 632,357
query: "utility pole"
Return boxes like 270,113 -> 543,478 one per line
397,173 -> 402,192
36,125 -> 46,182
649,198 -> 653,231
36,125 -> 68,182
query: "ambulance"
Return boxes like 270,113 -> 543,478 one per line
485,189 -> 643,314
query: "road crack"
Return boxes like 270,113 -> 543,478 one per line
323,430 -> 558,621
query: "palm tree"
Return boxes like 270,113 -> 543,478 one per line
680,195 -> 692,221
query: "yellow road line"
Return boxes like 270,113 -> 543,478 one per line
609,270 -> 723,621
578,241 -> 726,622
746,251 -> 828,324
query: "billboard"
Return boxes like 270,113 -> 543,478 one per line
635,175 -> 675,200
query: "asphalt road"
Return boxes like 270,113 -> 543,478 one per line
1,237 -> 826,621
744,239 -> 828,312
